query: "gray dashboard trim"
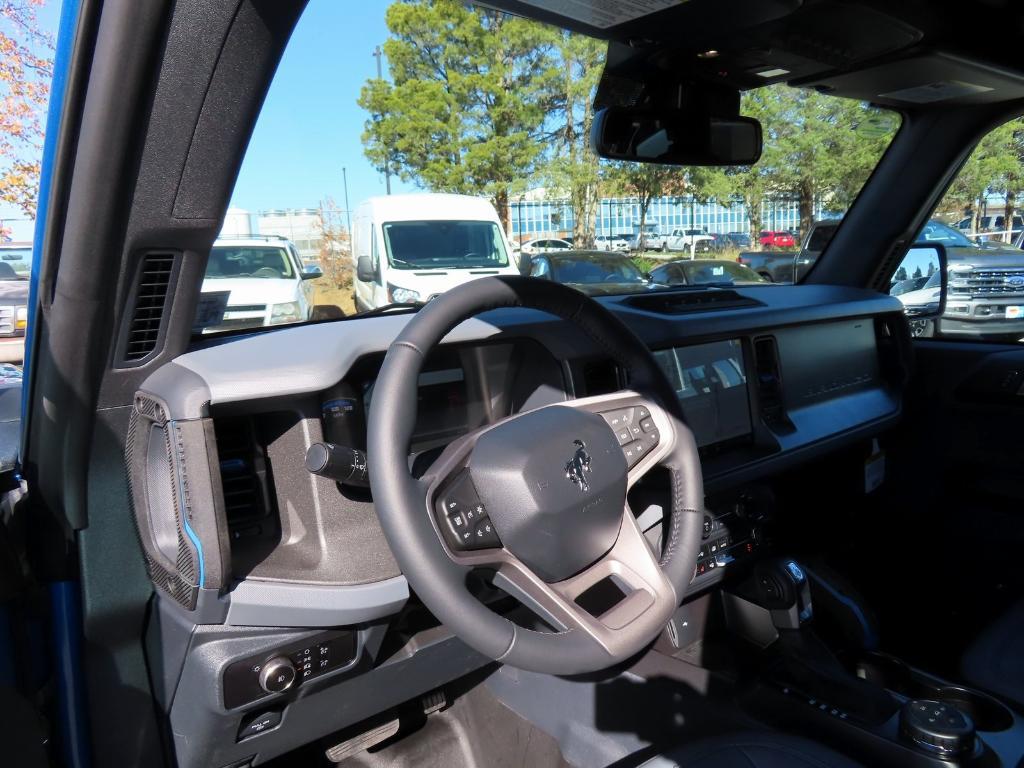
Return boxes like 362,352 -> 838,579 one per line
224,575 -> 409,627
150,286 -> 905,420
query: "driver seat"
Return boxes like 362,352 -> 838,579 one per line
641,732 -> 862,768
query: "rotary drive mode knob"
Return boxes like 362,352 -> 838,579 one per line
258,656 -> 296,693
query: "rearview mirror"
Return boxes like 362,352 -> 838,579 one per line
592,107 -> 762,166
356,255 -> 375,283
301,265 -> 323,280
890,243 -> 947,337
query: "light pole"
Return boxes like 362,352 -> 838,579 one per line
372,45 -> 392,195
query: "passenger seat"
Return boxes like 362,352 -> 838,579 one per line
962,600 -> 1024,711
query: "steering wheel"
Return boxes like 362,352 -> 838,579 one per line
251,267 -> 280,278
368,276 -> 704,675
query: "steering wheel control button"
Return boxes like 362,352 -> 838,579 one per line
901,699 -> 975,757
472,517 -> 501,548
639,417 -> 656,432
259,656 -> 296,694
601,407 -> 636,430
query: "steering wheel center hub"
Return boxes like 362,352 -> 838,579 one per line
468,406 -> 627,582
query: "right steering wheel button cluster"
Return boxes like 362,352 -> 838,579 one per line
602,404 -> 660,468
437,472 -> 502,552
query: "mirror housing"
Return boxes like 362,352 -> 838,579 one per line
592,107 -> 762,166
301,265 -> 324,280
890,243 -> 947,330
310,304 -> 345,321
356,255 -> 375,283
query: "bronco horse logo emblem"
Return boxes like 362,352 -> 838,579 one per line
565,439 -> 592,492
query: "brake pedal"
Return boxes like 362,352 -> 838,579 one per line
421,688 -> 446,715
324,718 -> 400,764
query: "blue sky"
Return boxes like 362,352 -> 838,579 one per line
1,0 -> 411,240
230,0 -> 416,216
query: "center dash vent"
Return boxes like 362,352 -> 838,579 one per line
213,417 -> 271,529
122,252 -> 177,363
625,289 -> 763,315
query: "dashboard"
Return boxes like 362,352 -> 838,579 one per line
127,283 -> 910,768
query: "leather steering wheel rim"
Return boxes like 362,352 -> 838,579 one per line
368,276 -> 704,675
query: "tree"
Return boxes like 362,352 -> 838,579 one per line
358,0 -> 557,231
0,0 -> 53,228
542,32 -> 604,248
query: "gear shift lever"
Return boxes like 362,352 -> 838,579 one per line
751,558 -> 813,629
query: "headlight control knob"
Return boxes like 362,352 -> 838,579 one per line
258,656 -> 296,694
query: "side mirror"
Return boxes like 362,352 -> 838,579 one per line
890,243 -> 947,336
356,255 -> 375,283
592,107 -> 762,166
301,265 -> 323,280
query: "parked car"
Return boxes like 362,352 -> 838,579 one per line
593,233 -> 630,251
518,237 -> 573,256
956,214 -> 1024,238
627,222 -> 668,251
0,243 -> 32,363
665,227 -> 715,253
200,236 -> 321,331
649,259 -> 768,287
759,230 -> 796,249
720,232 -> 752,249
352,194 -> 521,311
527,250 -> 651,295
756,218 -> 1024,339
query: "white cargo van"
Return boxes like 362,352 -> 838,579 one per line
352,194 -> 520,311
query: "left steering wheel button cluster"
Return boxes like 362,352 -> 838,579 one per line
437,473 -> 502,552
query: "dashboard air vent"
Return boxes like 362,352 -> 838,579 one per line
213,417 -> 270,528
123,252 -> 176,362
625,289 -> 763,315
752,336 -> 794,434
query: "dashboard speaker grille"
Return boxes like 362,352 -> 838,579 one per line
122,252 -> 177,363
125,393 -> 200,609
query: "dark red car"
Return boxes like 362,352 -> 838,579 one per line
760,230 -> 796,248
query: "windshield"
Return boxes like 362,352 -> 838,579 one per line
0,248 -> 32,279
550,256 -> 645,284
383,220 -> 509,270
192,0 -> 900,333
206,246 -> 295,280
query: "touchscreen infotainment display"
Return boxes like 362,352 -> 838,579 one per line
653,339 -> 751,447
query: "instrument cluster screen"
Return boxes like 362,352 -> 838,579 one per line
653,339 -> 751,447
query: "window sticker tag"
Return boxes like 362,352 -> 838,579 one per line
513,0 -> 686,29
193,291 -> 230,333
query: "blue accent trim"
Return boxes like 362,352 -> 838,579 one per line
170,420 -> 205,588
22,0 -> 82,429
50,581 -> 92,768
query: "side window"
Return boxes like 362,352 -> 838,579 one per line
890,114 -> 1024,343
370,225 -> 382,284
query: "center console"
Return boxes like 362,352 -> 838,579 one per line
723,558 -> 1023,767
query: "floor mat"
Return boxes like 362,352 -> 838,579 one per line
338,680 -> 570,768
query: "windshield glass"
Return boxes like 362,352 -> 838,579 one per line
383,221 -> 509,270
193,0 -> 900,333
916,221 -> 976,248
206,246 -> 295,280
